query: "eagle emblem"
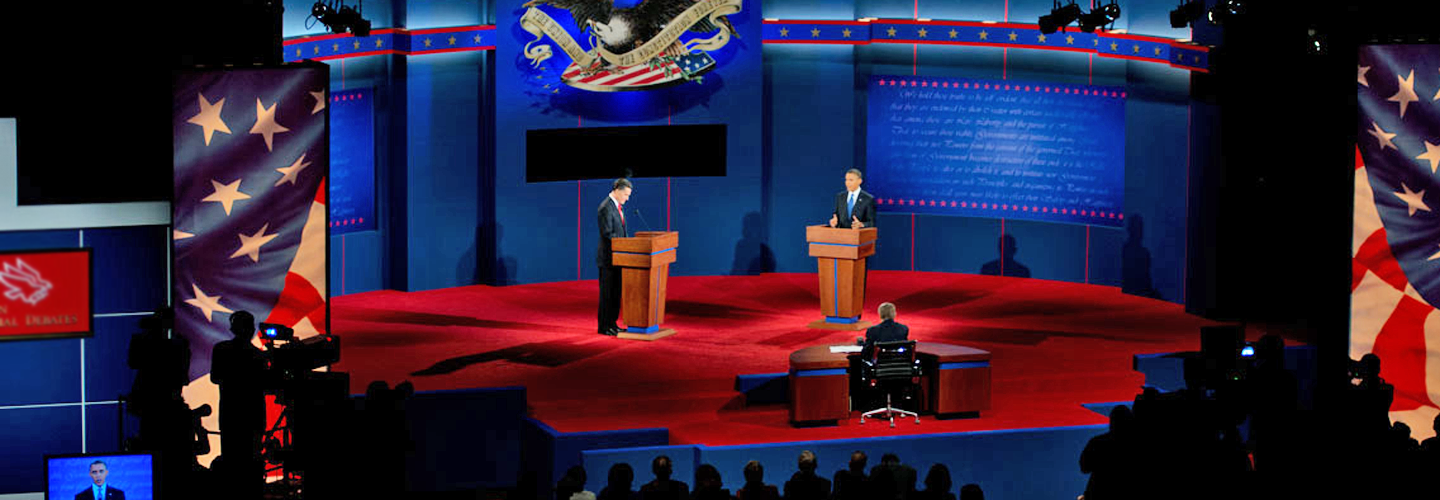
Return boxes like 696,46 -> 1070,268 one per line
0,258 -> 52,305
519,0 -> 743,91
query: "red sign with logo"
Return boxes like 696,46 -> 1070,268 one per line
0,248 -> 91,340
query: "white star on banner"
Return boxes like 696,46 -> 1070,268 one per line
1359,65 -> 1371,87
1418,141 -> 1440,173
1388,69 -> 1420,119
1370,121 -> 1399,151
1394,183 -> 1431,217
309,90 -> 327,115
184,283 -> 233,322
202,179 -> 251,215
229,223 -> 279,262
274,153 -> 312,186
185,93 -> 231,146
250,98 -> 290,152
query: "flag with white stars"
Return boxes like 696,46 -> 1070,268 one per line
172,66 -> 330,382
1353,45 -> 1440,440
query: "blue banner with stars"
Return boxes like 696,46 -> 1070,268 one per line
282,26 -> 496,63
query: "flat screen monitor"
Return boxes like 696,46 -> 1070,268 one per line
46,453 -> 156,500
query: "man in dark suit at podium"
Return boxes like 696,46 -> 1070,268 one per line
829,168 -> 876,230
597,178 -> 632,336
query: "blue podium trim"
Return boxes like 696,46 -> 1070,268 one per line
794,368 -> 848,377
614,247 -> 676,257
812,241 -> 863,247
626,325 -> 661,334
940,361 -> 990,370
826,315 -> 861,324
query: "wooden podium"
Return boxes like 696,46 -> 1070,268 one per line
611,231 -> 678,340
806,225 -> 876,330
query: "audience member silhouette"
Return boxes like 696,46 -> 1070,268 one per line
782,450 -> 830,500
868,453 -> 916,500
914,464 -> 954,500
958,484 -> 983,500
1120,214 -> 1161,299
736,460 -> 780,500
641,455 -> 689,500
599,463 -> 639,500
1079,405 -> 1136,500
209,311 -> 267,500
559,465 -> 596,500
1421,415 -> 1440,453
690,464 -> 731,500
830,451 -> 869,500
979,234 -> 1030,278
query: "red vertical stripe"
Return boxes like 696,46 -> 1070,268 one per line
914,0 -> 919,19
341,59 -> 347,90
1002,48 -> 1008,79
913,44 -> 918,75
1088,53 -> 1093,85
1004,0 -> 1009,21
1084,225 -> 1090,284
577,181 -> 583,281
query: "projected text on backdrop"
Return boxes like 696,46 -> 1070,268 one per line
866,75 -> 1126,227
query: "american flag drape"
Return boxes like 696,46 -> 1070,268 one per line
172,65 -> 329,463
1353,45 -> 1440,441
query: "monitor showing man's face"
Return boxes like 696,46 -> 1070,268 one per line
89,463 -> 107,486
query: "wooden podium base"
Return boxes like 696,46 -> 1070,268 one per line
617,328 -> 678,341
806,319 -> 873,331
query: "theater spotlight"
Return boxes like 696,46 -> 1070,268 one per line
309,0 -> 372,37
1078,1 -> 1122,33
1207,0 -> 1246,25
1039,0 -> 1084,34
1169,0 -> 1205,28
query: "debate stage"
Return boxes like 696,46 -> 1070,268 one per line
328,271 -> 1281,446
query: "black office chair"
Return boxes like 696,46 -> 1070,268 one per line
858,340 -> 922,427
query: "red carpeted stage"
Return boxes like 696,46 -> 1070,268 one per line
332,271 -> 1225,446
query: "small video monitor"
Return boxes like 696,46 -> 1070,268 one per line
45,452 -> 156,500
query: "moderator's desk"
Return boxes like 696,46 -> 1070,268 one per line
788,342 -> 991,425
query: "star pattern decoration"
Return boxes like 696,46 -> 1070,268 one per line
1008,32 -> 1017,41
186,93 -> 231,146
295,48 -> 302,58
314,46 -> 320,55
332,43 -> 339,52
275,153 -> 313,186
978,30 -> 988,40
948,29 -> 957,38
843,28 -> 852,38
1178,53 -> 1185,61
1110,41 -> 1119,51
1389,69 -> 1420,118
424,38 -> 433,47
780,27 -> 789,37
250,99 -> 290,152
354,40 -> 362,49
1154,47 -> 1162,56
1193,55 -> 1200,63
1357,65 -> 1371,87
1369,121 -> 1398,151
1132,44 -> 1140,53
887,27 -> 897,37
1093,38 -> 1099,46
1037,34 -> 1047,43
1394,183 -> 1431,217
811,28 -> 821,37
1418,140 -> 1440,173
474,34 -> 482,43
184,284 -> 234,323
202,179 -> 252,215
1065,35 -> 1074,45
376,38 -> 385,48
918,28 -> 928,38
449,36 -> 457,45
229,224 -> 280,263
309,90 -> 326,115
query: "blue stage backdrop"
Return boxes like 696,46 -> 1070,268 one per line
866,75 -> 1126,227
329,88 -> 376,235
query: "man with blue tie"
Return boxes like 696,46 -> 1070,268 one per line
75,461 -> 125,500
829,169 -> 875,230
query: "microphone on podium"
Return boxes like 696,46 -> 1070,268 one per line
632,207 -> 653,232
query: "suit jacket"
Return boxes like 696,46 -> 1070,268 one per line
783,471 -> 831,500
596,196 -> 627,268
862,319 -> 910,358
75,486 -> 125,500
834,190 -> 876,229
640,479 -> 690,500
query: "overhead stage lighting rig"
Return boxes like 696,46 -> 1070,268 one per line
1206,0 -> 1246,26
1078,1 -> 1122,33
309,0 -> 372,37
1039,0 -> 1085,34
1169,0 -> 1206,28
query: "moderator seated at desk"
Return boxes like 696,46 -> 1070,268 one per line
787,342 -> 992,425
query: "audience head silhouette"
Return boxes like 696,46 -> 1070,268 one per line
959,483 -> 983,500
879,302 -> 896,321
607,463 -> 633,490
229,310 -> 255,339
797,450 -> 817,473
695,463 -> 722,489
1109,404 -> 1134,434
849,451 -> 867,472
743,460 -> 764,484
923,463 -> 952,496
998,234 -> 1018,259
652,455 -> 672,480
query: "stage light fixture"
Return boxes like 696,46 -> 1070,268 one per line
308,0 -> 372,37
1039,0 -> 1084,34
1207,0 -> 1246,25
1078,1 -> 1122,33
1169,0 -> 1205,28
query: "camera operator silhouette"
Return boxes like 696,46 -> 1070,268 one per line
210,311 -> 267,500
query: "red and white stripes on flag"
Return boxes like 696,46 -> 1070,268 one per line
1352,146 -> 1440,441
263,179 -> 328,338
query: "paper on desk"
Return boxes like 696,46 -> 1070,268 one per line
829,345 -> 863,353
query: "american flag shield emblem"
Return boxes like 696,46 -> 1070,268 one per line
1353,44 -> 1440,440
172,65 -> 329,461
561,51 -> 716,91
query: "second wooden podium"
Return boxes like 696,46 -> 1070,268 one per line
806,225 -> 877,330
611,231 -> 679,340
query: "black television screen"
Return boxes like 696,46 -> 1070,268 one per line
526,124 -> 726,182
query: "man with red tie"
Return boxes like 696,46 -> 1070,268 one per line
597,178 -> 633,336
